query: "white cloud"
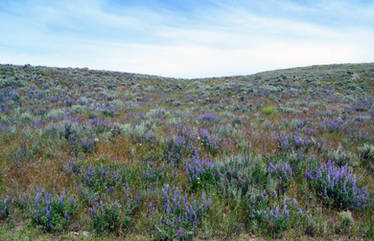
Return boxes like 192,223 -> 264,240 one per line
0,0 -> 373,78
2,38 -> 372,78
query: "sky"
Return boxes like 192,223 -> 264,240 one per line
0,0 -> 374,78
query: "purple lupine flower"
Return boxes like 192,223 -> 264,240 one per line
275,206 -> 280,216
136,191 -> 141,202
45,207 -> 51,220
308,160 -> 370,209
71,195 -> 75,206
34,192 -> 41,207
191,206 -> 197,219
323,188 -> 328,197
206,198 -> 212,208
148,202 -> 153,213
59,193 -> 64,205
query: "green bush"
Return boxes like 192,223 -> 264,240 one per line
19,191 -> 80,233
358,144 -> 374,170
247,192 -> 306,237
337,210 -> 353,234
304,209 -> 329,237
151,185 -> 212,240
214,154 -> 267,199
327,146 -> 358,167
89,202 -> 131,234
186,154 -> 216,190
260,106 -> 276,115
63,159 -> 126,195
306,161 -> 370,209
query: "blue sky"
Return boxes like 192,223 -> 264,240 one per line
1,0 -> 373,78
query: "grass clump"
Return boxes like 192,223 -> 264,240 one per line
260,106 -> 276,115
89,201 -> 132,234
337,210 -> 353,234
359,143 -> 374,170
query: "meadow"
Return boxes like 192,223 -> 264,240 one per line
0,63 -> 373,240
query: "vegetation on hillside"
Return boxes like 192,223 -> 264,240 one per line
0,63 -> 373,240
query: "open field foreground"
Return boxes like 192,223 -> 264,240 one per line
0,63 -> 373,240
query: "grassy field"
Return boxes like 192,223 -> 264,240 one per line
0,63 -> 373,240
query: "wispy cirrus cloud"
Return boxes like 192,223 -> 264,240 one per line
0,0 -> 373,78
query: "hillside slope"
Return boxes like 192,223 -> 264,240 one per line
0,63 -> 373,240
